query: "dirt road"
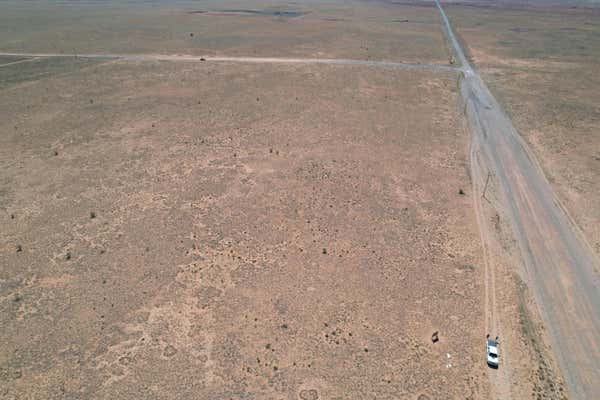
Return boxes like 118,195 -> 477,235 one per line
0,52 -> 457,71
435,1 -> 600,398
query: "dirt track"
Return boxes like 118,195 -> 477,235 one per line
0,52 -> 457,71
436,1 -> 600,398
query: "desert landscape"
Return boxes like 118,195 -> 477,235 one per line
0,0 -> 449,64
1,1 -> 598,399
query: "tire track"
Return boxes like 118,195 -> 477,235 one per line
0,57 -> 38,68
470,132 -> 512,400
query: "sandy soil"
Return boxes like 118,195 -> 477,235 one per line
1,59 -> 488,399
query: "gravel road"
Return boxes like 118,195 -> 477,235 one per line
435,1 -> 600,398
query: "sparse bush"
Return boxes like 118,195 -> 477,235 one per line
459,189 -> 465,195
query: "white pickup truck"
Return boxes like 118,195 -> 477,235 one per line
486,336 -> 499,368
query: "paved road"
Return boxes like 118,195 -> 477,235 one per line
0,52 -> 457,71
435,1 -> 600,398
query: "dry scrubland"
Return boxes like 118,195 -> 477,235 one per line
446,2 -> 600,257
0,0 -> 449,64
0,58 -> 486,399
5,0 -> 597,399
